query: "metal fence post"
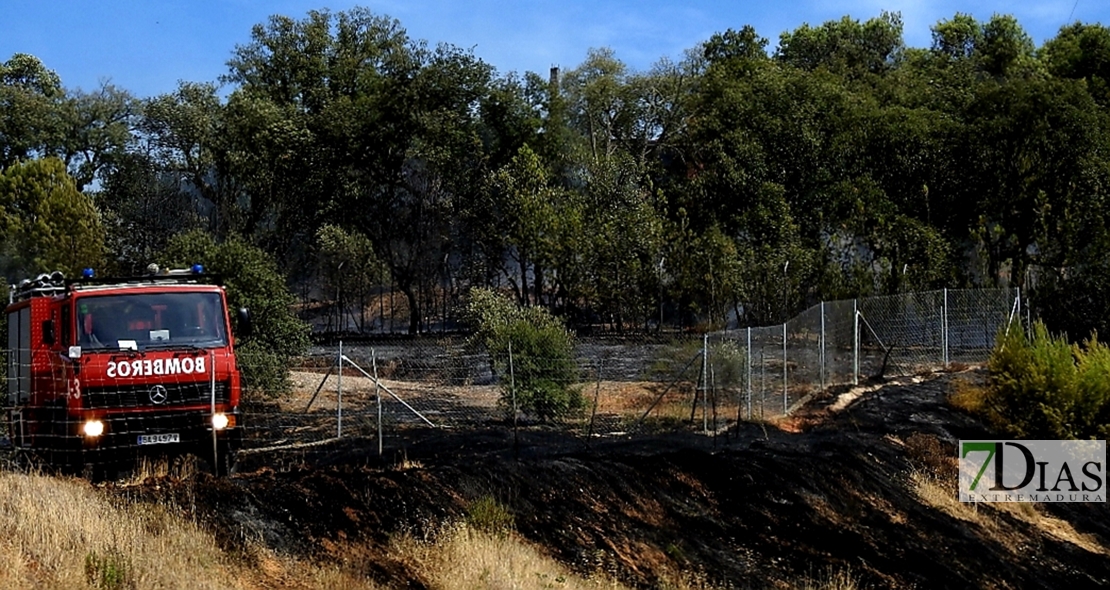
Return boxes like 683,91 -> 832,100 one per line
820,301 -> 826,392
588,360 -> 603,439
702,333 -> 709,433
760,350 -> 766,420
853,299 -> 859,385
942,289 -> 949,368
509,340 -> 518,448
782,322 -> 788,415
210,350 -> 217,470
372,348 -> 382,456
746,327 -> 752,420
337,340 -> 343,438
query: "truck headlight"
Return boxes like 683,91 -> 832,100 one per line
82,420 -> 105,438
211,413 -> 230,430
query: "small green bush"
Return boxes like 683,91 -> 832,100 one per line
464,288 -> 584,421
465,495 -> 515,535
987,321 -> 1110,439
236,341 -> 294,400
84,548 -> 135,590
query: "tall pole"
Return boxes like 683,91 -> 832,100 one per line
210,350 -> 217,471
760,351 -> 766,420
943,288 -> 949,368
373,348 -> 382,456
746,327 -> 752,420
659,257 -> 665,333
509,340 -> 518,452
337,340 -> 344,438
783,261 -> 790,323
702,333 -> 709,433
336,262 -> 344,334
820,301 -> 826,392
853,299 -> 859,385
782,322 -> 788,415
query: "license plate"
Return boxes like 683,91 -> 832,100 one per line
137,433 -> 180,445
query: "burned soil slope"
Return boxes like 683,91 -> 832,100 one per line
120,371 -> 1110,589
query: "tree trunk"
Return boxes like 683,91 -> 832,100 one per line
402,284 -> 421,335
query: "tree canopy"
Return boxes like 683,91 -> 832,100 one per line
3,8 -> 1110,339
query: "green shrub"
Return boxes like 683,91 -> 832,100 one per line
987,321 -> 1110,439
498,319 -> 585,419
84,548 -> 135,590
464,288 -> 584,421
159,230 -> 310,397
236,341 -> 294,400
465,495 -> 515,535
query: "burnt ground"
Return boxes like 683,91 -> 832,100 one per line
108,369 -> 1110,589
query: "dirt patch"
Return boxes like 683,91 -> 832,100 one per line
108,369 -> 1110,589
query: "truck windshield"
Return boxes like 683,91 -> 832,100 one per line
75,292 -> 228,351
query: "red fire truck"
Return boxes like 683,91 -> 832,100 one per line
4,267 -> 247,476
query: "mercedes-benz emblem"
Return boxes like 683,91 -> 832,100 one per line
149,385 -> 168,405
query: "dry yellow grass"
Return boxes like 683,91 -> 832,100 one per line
946,375 -> 989,415
0,466 -> 870,590
909,469 -> 1110,558
0,470 -> 234,589
791,568 -> 861,590
393,522 -> 627,590
0,469 -> 630,589
0,468 -> 391,590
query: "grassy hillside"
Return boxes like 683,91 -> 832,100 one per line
3,370 -> 1107,589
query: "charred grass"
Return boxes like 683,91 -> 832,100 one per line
1,370 -> 1107,589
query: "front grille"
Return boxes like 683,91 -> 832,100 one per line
83,381 -> 231,409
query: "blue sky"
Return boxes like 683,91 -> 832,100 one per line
2,0 -> 1107,98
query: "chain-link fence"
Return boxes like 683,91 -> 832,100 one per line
3,288 -> 1020,468
242,288 -> 1020,450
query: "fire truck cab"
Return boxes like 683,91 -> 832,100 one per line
4,268 -> 244,475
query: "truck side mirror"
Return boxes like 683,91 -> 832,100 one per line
236,308 -> 253,339
42,320 -> 55,345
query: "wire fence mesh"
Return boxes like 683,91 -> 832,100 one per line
242,288 -> 1020,445
3,288 -> 1021,469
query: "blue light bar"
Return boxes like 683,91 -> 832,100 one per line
82,268 -> 95,278
191,264 -> 204,274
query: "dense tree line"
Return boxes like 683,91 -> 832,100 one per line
3,9 -> 1110,339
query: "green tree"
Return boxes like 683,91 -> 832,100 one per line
0,157 -> 104,279
978,14 -> 1037,78
931,13 -> 982,60
0,53 -> 65,169
479,145 -> 567,306
578,154 -> 666,329
1041,22 -> 1110,105
963,77 -> 1110,287
139,82 -> 238,237
775,12 -> 905,79
1,55 -> 137,191
227,8 -> 496,334
315,224 -> 387,332
59,83 -> 138,191
95,152 -> 202,275
159,230 -> 310,396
